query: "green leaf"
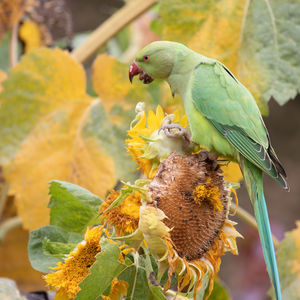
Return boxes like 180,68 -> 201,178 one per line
0,32 -> 10,72
156,0 -> 300,113
118,251 -> 165,300
144,251 -> 167,300
28,225 -> 83,273
49,180 -> 103,234
196,271 -> 209,300
119,265 -> 152,300
75,241 -> 128,300
269,222 -> 300,300
42,239 -> 78,258
205,278 -> 232,300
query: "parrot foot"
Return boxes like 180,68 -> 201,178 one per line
198,150 -> 217,161
198,150 -> 219,170
158,124 -> 192,144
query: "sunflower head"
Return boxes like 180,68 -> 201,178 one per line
138,151 -> 242,298
44,226 -> 105,299
148,152 -> 229,261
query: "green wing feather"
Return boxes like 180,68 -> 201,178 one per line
191,61 -> 287,188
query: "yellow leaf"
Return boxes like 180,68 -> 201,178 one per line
6,101 -> 116,230
0,0 -> 28,40
0,49 -> 139,230
0,48 -> 88,164
19,20 -> 42,53
0,69 -> 6,93
92,54 -> 174,117
93,54 -> 131,111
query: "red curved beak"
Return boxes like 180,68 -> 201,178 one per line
129,61 -> 154,84
129,61 -> 142,83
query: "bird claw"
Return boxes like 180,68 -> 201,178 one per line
158,124 -> 192,144
198,150 -> 217,161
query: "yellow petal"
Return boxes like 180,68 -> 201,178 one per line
156,105 -> 165,121
147,109 -> 160,131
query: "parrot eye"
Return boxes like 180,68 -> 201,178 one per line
143,55 -> 150,62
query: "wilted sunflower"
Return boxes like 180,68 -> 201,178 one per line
44,226 -> 105,298
99,190 -> 142,236
139,152 -> 242,299
44,226 -> 130,299
126,103 -> 188,178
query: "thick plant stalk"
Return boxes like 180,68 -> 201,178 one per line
9,23 -> 19,67
230,202 -> 279,248
72,0 -> 157,63
0,217 -> 22,243
0,183 -> 9,219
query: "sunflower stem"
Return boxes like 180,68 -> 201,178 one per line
230,203 -> 279,248
71,0 -> 157,63
9,23 -> 19,67
0,216 -> 22,243
130,252 -> 140,300
0,183 -> 9,219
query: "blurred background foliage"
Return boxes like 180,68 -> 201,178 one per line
0,0 -> 299,299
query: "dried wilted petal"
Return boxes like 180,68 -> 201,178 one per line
148,152 -> 228,261
99,190 -> 141,236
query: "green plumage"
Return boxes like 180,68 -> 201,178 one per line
134,41 -> 288,300
190,61 -> 287,188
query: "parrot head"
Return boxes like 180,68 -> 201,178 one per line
129,41 -> 177,84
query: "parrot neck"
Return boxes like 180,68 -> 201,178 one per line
166,48 -> 206,98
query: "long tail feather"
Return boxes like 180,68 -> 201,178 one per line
241,158 -> 281,300
254,192 -> 281,300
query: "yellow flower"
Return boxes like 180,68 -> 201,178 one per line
45,226 -> 131,300
194,183 -> 223,212
45,226 -> 105,299
126,104 -> 188,179
139,152 -> 242,299
99,190 -> 142,236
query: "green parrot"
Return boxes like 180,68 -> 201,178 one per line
129,41 -> 288,300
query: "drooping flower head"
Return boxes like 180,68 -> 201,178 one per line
44,226 -> 105,299
44,226 -> 130,300
139,152 -> 242,298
